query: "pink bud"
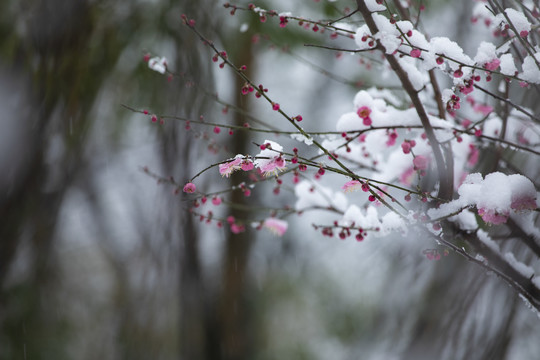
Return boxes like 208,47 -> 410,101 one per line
410,49 -> 421,58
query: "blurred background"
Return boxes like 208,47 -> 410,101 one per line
1,0 -> 539,359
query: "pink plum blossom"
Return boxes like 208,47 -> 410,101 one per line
410,49 -> 421,58
484,59 -> 500,71
219,157 -> 243,177
473,104 -> 493,116
478,208 -> 509,225
509,174 -> 538,211
241,159 -> 254,171
263,218 -> 288,236
231,223 -> 245,234
413,155 -> 429,170
342,180 -> 362,193
467,144 -> 479,167
254,140 -> 287,176
183,182 -> 196,193
258,157 -> 286,176
357,106 -> 372,126
357,106 -> 371,118
399,167 -> 415,185
401,141 -> 411,154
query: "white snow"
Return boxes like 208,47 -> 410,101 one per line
477,229 -> 500,253
365,0 -> 386,12
504,252 -> 535,278
148,56 -> 167,74
473,41 -> 498,65
254,139 -> 283,170
294,180 -> 348,213
520,53 -> 540,84
500,8 -> 532,35
499,53 -> 517,75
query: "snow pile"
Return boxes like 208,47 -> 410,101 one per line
340,204 -> 408,238
295,180 -> 348,213
428,172 -> 538,225
254,140 -> 287,176
148,56 -> 167,74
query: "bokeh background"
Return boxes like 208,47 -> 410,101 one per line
1,0 -> 539,359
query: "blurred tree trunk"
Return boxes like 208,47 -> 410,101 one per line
0,1 -> 97,358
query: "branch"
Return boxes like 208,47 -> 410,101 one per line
355,0 -> 453,200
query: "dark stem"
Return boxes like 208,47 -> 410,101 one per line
355,0 -> 453,200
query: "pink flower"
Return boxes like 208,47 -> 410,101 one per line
219,157 -> 243,177
357,106 -> 372,119
467,144 -> 479,167
509,175 -> 537,211
462,119 -> 472,128
410,49 -> 421,58
473,104 -> 493,116
511,197 -> 537,211
263,218 -> 288,236
399,166 -> 414,185
413,155 -> 429,170
230,223 -> 245,234
212,197 -> 222,206
342,180 -> 362,193
484,59 -> 500,71
259,157 -> 286,176
386,132 -> 397,146
401,141 -> 411,154
478,208 -> 509,225
241,159 -> 254,171
183,182 -> 196,193
461,84 -> 474,95
254,140 -> 287,176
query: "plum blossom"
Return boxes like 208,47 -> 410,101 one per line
231,223 -> 245,234
478,208 -> 509,225
401,142 -> 411,154
484,59 -> 500,71
473,104 -> 493,116
241,160 -> 254,171
254,140 -> 287,176
183,182 -> 196,193
342,180 -> 362,193
410,49 -> 421,58
219,155 -> 254,177
413,155 -> 429,170
509,175 -> 538,211
357,106 -> 372,126
219,156 -> 243,177
258,157 -> 286,176
263,218 -> 288,236
399,166 -> 415,185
